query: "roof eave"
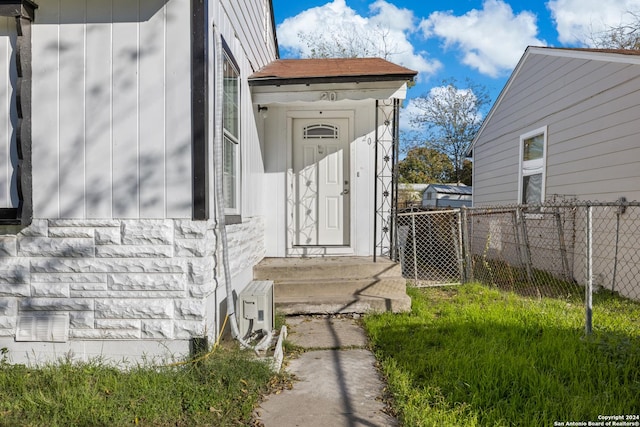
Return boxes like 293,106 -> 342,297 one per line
248,73 -> 416,87
466,46 -> 536,156
467,45 -> 640,157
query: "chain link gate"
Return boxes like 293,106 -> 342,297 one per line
397,209 -> 464,286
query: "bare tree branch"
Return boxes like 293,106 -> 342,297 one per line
297,23 -> 401,59
588,11 -> 640,49
409,78 -> 490,183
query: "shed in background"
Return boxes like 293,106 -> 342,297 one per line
422,184 -> 472,208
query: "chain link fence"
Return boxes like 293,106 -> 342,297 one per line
398,201 -> 640,332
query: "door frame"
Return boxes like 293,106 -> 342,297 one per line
286,110 -> 356,256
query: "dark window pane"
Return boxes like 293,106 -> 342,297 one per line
522,173 -> 542,204
223,56 -> 239,138
223,135 -> 236,209
523,134 -> 544,161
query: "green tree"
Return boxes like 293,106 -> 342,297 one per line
398,147 -> 454,183
410,78 -> 489,183
445,159 -> 472,186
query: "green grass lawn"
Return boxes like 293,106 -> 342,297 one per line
0,347 -> 285,427
363,284 -> 640,427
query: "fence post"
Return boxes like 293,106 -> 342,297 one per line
612,198 -> 625,293
455,209 -> 465,283
516,207 -> 534,285
411,212 -> 418,284
462,207 -> 473,283
512,209 -> 525,283
554,207 -> 571,282
585,205 -> 593,335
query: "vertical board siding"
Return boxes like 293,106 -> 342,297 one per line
32,0 -> 192,220
0,17 -> 16,209
85,2 -> 114,218
111,0 -> 140,218
32,4 -> 61,218
58,0 -> 86,218
138,0 -> 167,218
165,0 -> 192,218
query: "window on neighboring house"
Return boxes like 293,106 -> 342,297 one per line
222,41 -> 240,217
519,127 -> 547,206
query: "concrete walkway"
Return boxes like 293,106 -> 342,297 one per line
255,316 -> 397,427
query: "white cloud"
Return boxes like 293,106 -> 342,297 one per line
276,0 -> 442,78
368,0 -> 414,32
547,0 -> 640,45
420,0 -> 545,77
399,99 -> 424,132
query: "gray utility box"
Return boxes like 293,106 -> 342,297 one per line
237,280 -> 274,338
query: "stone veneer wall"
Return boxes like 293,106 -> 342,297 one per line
0,216 -> 265,363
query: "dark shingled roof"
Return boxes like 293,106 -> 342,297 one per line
249,58 -> 418,86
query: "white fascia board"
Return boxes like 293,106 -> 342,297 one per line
251,82 -> 408,105
528,46 -> 640,65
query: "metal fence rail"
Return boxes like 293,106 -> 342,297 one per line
399,200 -> 640,333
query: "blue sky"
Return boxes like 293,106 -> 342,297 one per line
272,0 -> 640,127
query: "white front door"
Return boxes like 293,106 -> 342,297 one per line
293,118 -> 350,246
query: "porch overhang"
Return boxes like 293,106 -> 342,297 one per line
250,81 -> 410,105
248,57 -> 417,105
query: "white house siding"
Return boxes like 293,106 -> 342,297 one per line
218,0 -> 277,69
0,0 -> 277,364
32,0 -> 193,220
0,0 -> 203,364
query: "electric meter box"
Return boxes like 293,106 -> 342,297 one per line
237,280 -> 274,337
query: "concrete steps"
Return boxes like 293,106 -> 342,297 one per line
253,257 -> 411,314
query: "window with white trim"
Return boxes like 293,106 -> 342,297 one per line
518,127 -> 547,205
222,44 -> 240,215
